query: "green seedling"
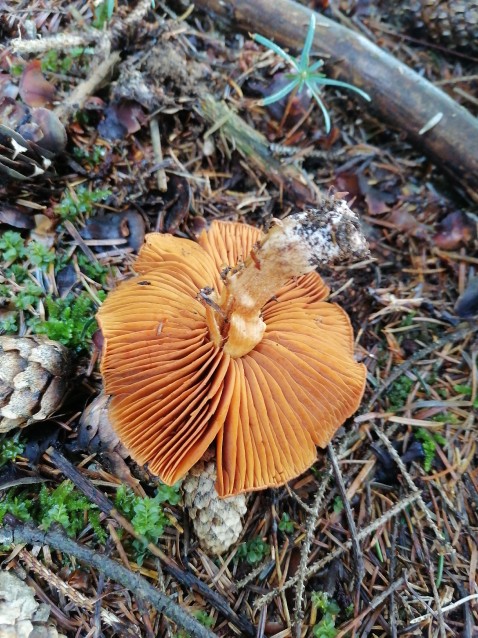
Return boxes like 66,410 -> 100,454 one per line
93,0 -> 115,29
0,433 -> 24,468
115,483 -> 181,565
311,591 -> 341,638
253,13 -> 370,133
236,536 -> 270,565
415,427 -> 446,472
278,512 -> 295,534
55,185 -> 111,221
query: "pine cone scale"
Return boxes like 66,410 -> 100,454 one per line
0,335 -> 71,432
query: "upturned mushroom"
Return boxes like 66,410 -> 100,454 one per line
97,199 -> 368,497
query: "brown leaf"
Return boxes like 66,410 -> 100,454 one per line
0,203 -> 35,229
388,206 -> 429,239
455,276 -> 478,318
19,60 -> 56,107
80,210 -> 146,253
156,174 -> 191,233
433,210 -> 476,250
365,189 -> 391,216
334,172 -> 361,199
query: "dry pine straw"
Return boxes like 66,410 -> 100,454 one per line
2,0 -> 478,636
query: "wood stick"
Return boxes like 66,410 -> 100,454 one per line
199,95 -> 316,203
1,516 -> 216,638
46,448 -> 255,636
194,0 -> 478,202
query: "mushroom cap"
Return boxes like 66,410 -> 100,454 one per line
98,221 -> 366,497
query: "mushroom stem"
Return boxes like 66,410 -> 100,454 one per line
205,199 -> 369,358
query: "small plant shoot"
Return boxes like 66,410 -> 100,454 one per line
253,13 -> 371,133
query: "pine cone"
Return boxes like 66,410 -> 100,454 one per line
401,0 -> 478,50
0,570 -> 65,638
183,461 -> 248,555
0,335 -> 71,432
0,97 -> 67,182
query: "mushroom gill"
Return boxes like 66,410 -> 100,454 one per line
98,204 -> 367,497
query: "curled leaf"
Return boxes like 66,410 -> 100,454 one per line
433,210 -> 476,250
19,60 -> 56,107
455,277 -> 478,318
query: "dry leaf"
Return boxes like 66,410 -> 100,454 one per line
19,60 -> 56,108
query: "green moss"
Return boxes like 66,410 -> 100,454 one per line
414,428 -> 447,472
0,480 -> 106,543
388,375 -> 414,410
55,186 -> 111,221
0,227 -> 107,351
115,484 -> 181,565
29,291 -> 105,351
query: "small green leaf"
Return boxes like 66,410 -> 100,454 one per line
252,33 -> 297,68
332,496 -> 344,514
252,14 -> 371,132
260,79 -> 300,106
300,12 -> 315,69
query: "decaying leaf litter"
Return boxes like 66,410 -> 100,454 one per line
0,0 -> 477,636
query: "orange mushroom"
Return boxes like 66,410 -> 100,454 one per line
98,201 -> 368,497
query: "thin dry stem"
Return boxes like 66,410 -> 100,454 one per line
150,117 -> 168,192
254,491 -> 421,610
54,51 -> 120,121
11,32 -> 99,53
328,443 -> 365,585
292,463 -> 333,636
374,426 -> 451,549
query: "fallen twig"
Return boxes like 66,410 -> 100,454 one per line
54,52 -> 121,121
254,491 -> 421,610
18,549 -> 138,635
328,444 -> 364,586
410,593 -> 478,625
292,463 -> 333,637
373,428 -> 451,549
150,117 -> 168,192
11,32 -> 100,54
46,447 -> 255,636
1,516 -> 216,638
194,0 -> 478,202
199,95 -> 317,204
336,576 -> 407,637
367,324 -> 477,410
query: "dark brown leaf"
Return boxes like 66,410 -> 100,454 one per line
433,210 -> 476,250
156,174 -> 191,233
455,276 -> 478,318
98,100 -> 146,140
80,210 -> 145,252
388,206 -> 429,239
19,60 -> 56,108
0,203 -> 35,228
